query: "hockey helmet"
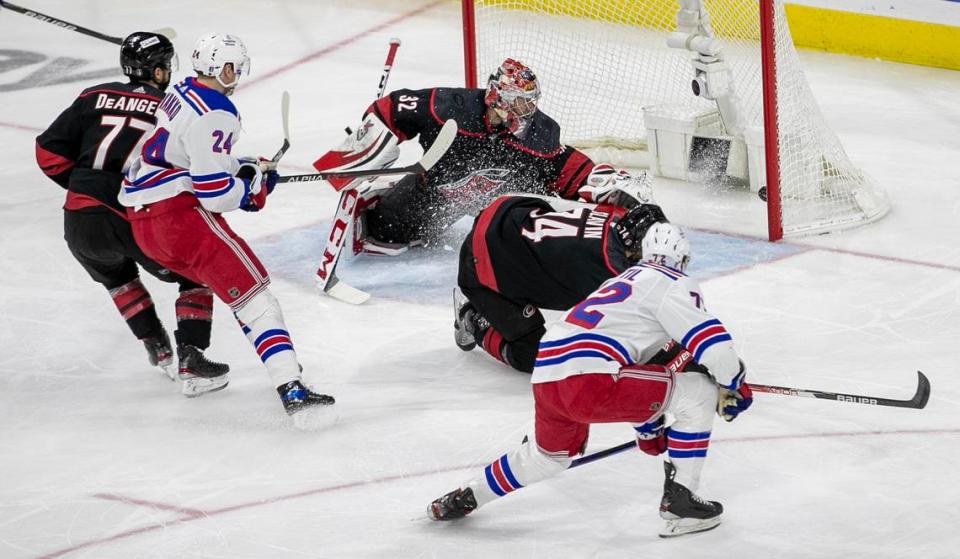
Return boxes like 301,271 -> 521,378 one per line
120,32 -> 177,84
614,203 -> 668,254
485,58 -> 541,132
191,33 -> 250,89
641,222 -> 691,273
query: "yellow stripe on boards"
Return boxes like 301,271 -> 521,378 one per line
786,5 -> 960,71
473,0 -> 959,70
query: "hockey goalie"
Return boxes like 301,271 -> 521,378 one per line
313,59 -> 652,256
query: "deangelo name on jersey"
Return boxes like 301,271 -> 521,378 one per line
93,93 -> 159,115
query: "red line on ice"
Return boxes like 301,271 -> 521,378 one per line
36,427 -> 960,558
0,120 -> 43,133
240,0 -> 447,90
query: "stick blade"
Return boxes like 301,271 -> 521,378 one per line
418,119 -> 457,173
912,371 -> 931,409
152,27 -> 177,39
323,276 -> 370,305
280,90 -> 291,141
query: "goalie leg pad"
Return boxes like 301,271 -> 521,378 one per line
234,290 -> 301,388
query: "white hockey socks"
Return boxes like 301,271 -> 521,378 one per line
664,372 -> 719,491
465,440 -> 571,508
234,290 -> 301,388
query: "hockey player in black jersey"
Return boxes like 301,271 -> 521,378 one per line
314,59 -> 650,255
455,193 -> 668,373
35,32 -> 228,396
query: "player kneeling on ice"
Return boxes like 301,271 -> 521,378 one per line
455,171 -> 663,373
119,34 -> 334,423
314,60 -> 649,255
428,223 -> 753,537
36,32 -> 229,396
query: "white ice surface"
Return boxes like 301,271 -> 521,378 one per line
1,1 -> 959,558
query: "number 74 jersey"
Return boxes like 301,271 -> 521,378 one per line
531,263 -> 743,390
119,77 -> 250,213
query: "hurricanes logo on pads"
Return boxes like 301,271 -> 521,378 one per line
522,304 -> 536,318
438,169 -> 512,204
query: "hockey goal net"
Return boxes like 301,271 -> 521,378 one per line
462,0 -> 889,240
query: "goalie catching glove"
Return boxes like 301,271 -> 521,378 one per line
238,156 -> 279,212
313,112 -> 400,190
578,164 -> 654,209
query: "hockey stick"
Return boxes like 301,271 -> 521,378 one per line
376,38 -> 401,100
571,371 -> 931,468
749,371 -> 931,409
0,1 -> 175,44
313,41 -> 417,304
277,117 -> 455,183
270,90 -> 291,163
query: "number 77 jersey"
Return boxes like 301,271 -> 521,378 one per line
531,263 -> 743,390
119,77 -> 250,213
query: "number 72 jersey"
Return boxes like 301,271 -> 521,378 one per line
531,263 -> 743,390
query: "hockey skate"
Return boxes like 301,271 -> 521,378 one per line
658,461 -> 723,537
453,289 -> 489,352
427,487 -> 478,521
177,344 -> 230,397
142,331 -> 176,380
277,380 -> 336,430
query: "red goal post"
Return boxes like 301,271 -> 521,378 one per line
461,0 -> 888,241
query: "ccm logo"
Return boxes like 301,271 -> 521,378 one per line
315,190 -> 359,280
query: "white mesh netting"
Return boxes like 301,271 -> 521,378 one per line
470,0 -> 888,237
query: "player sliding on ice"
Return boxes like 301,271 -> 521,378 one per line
314,59 -> 651,255
428,223 -> 753,537
455,187 -> 667,373
119,34 -> 334,425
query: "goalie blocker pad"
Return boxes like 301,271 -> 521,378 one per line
313,113 -> 400,191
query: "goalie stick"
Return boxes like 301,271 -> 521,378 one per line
570,371 -> 932,468
0,1 -> 176,44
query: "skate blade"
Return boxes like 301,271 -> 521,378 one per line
659,516 -> 721,538
291,405 -> 338,431
158,359 -> 177,381
181,376 -> 229,398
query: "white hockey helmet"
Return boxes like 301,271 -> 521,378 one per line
191,33 -> 250,89
641,222 -> 691,272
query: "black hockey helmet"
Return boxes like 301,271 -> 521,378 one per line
614,203 -> 668,256
120,32 -> 177,81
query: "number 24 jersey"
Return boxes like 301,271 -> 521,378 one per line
119,77 -> 251,213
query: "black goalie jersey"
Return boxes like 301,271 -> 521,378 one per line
36,81 -> 163,213
461,195 -> 633,311
365,87 -> 593,207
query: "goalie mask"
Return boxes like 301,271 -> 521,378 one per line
614,203 -> 668,259
641,222 -> 691,273
485,58 -> 541,133
191,33 -> 250,91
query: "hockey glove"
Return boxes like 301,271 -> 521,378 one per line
579,165 -> 655,209
718,362 -> 753,422
237,157 -> 278,212
313,112 -> 401,191
634,416 -> 667,456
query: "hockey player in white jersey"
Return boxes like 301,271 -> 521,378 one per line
120,34 -> 335,424
427,222 -> 753,537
